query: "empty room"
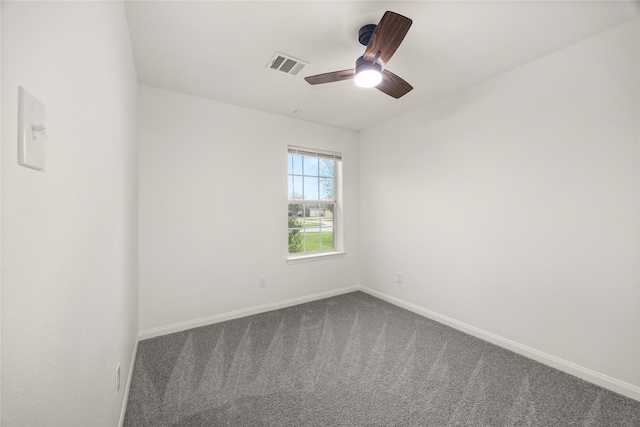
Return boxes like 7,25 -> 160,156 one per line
2,1 -> 640,426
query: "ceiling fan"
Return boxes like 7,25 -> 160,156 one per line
305,11 -> 413,99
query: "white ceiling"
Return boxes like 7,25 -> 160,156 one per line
124,1 -> 640,131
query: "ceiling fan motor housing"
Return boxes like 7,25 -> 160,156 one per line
354,56 -> 383,87
358,24 -> 377,46
356,56 -> 382,73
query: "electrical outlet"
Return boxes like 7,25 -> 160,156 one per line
115,363 -> 121,394
259,277 -> 267,288
396,272 -> 403,284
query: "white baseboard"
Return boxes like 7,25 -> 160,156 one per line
138,285 -> 360,341
118,336 -> 139,427
359,286 -> 640,402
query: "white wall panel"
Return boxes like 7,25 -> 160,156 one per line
1,2 -> 138,425
138,85 -> 359,332
359,19 -> 640,388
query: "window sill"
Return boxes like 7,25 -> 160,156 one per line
286,251 -> 346,264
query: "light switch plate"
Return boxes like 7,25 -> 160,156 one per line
18,86 -> 45,171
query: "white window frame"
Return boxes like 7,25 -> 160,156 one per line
286,146 -> 345,264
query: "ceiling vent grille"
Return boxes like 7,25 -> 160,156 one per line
267,52 -> 309,76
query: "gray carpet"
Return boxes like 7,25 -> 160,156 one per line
124,291 -> 640,426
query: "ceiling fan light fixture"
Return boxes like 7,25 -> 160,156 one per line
304,12 -> 413,98
354,57 -> 382,88
355,69 -> 382,88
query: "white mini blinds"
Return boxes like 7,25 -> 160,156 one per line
287,146 -> 342,161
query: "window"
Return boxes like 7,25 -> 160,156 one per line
287,146 -> 342,258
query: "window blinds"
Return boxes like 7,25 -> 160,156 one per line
288,146 -> 342,161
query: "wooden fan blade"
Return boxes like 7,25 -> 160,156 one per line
363,11 -> 412,64
305,69 -> 355,85
376,70 -> 413,99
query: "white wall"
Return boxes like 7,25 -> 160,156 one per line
138,85 -> 359,333
1,2 -> 138,426
359,19 -> 640,390
0,2 -> 3,421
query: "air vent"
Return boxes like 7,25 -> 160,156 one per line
267,52 -> 309,76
